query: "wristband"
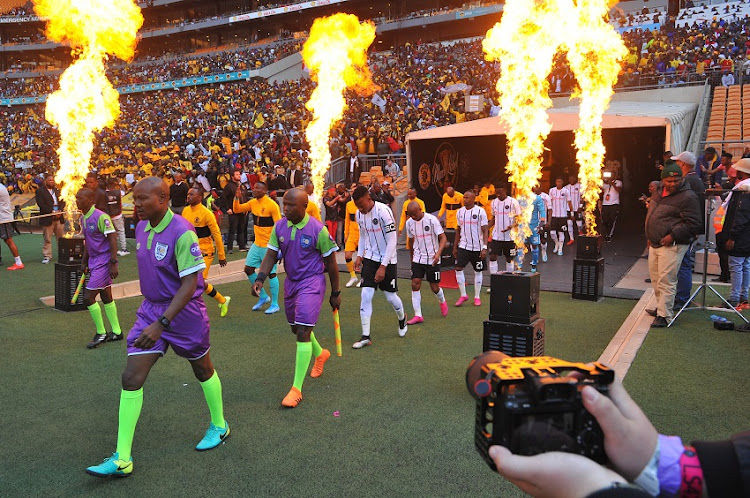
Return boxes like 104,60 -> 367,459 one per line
109,259 -> 119,265
157,315 -> 170,328
679,446 -> 703,497
633,437 -> 660,496
330,290 -> 341,297
256,271 -> 267,283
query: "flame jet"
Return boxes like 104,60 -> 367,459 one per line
33,0 -> 143,221
302,13 -> 377,205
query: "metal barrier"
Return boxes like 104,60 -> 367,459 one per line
324,153 -> 406,187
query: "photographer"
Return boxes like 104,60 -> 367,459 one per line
600,172 -> 622,242
489,375 -> 750,497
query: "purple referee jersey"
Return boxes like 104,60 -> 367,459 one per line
81,206 -> 115,290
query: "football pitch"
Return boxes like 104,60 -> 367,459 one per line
1,237 -> 749,496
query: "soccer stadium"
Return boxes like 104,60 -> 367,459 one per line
1,0 -> 749,495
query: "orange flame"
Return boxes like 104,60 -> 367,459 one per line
33,0 -> 143,223
566,0 -> 628,234
302,13 -> 377,205
483,0 -> 626,253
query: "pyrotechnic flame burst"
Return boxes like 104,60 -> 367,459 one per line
33,0 -> 143,225
302,13 -> 377,206
483,0 -> 626,255
566,0 -> 628,234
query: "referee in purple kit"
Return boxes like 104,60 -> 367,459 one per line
253,188 -> 341,408
86,178 -> 229,479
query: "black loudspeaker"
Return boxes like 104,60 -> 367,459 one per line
54,263 -> 86,312
489,272 -> 540,324
483,319 -> 545,357
572,257 -> 604,301
441,229 -> 456,270
58,236 -> 84,264
576,235 -> 603,260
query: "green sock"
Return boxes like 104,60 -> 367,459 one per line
199,371 -> 226,429
87,302 -> 106,334
116,388 -> 143,462
310,332 -> 322,357
293,342 -> 312,391
269,276 -> 280,307
102,301 -> 122,335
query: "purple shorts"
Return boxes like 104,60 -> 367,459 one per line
284,274 -> 326,327
86,257 -> 112,290
127,299 -> 210,360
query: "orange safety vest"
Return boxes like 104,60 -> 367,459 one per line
713,204 -> 726,234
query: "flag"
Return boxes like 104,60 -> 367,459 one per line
440,94 -> 450,112
253,113 -> 265,128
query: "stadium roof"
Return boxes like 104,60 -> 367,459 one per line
407,101 -> 698,153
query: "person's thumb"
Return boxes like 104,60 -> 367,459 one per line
582,385 -> 627,438
489,445 -> 531,481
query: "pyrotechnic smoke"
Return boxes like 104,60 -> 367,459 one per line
483,0 -> 626,252
302,13 -> 377,205
33,0 -> 143,222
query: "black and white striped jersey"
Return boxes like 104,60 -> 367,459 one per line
406,212 -> 444,264
564,183 -> 582,211
356,201 -> 398,264
491,196 -> 521,242
456,206 -> 488,251
549,187 -> 570,218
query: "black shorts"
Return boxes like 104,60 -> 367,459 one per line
572,211 -> 583,222
411,262 -> 441,283
0,222 -> 14,240
551,217 -> 568,232
455,247 -> 486,272
361,258 -> 398,292
489,240 -> 517,258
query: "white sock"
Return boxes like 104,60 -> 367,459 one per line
474,272 -> 483,299
542,243 -> 547,254
435,288 -> 445,303
506,261 -> 514,272
411,290 -> 422,317
489,260 -> 498,275
456,269 -> 467,297
360,287 -> 374,336
14,256 -> 22,265
577,221 -> 583,234
567,220 -> 575,239
550,232 -> 558,251
385,291 -> 405,320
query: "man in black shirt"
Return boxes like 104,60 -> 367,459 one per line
169,172 -> 190,215
106,177 -> 129,256
223,169 -> 248,253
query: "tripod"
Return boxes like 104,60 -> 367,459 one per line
669,189 -> 749,327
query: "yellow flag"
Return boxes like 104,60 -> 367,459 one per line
440,94 -> 450,112
254,113 -> 265,128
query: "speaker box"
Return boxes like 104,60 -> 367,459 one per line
489,272 -> 540,324
483,318 -> 545,357
572,257 -> 604,301
54,263 -> 86,312
440,228 -> 456,270
576,235 -> 603,260
58,236 -> 85,264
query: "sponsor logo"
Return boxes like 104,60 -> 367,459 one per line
279,236 -> 285,243
190,243 -> 201,257
155,242 -> 169,261
418,163 -> 432,190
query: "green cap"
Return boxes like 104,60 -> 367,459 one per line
661,163 -> 682,179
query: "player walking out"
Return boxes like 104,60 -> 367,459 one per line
405,201 -> 448,324
76,188 -> 122,349
564,175 -> 583,244
489,184 -> 521,274
525,189 -> 547,272
253,189 -> 340,408
183,187 -> 230,317
538,187 -> 551,262
351,186 -> 407,348
453,191 -> 489,306
86,178 -> 229,479
549,177 -> 573,256
233,181 -> 281,314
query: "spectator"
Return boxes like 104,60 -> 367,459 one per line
35,174 -> 64,264
722,70 -> 736,87
106,177 -> 129,256
169,172 -> 189,215
720,158 -> 750,309
347,151 -> 360,187
223,169 -> 248,253
644,163 -> 702,327
385,157 -> 401,182
0,182 -> 23,270
322,187 -> 339,241
696,147 -> 719,183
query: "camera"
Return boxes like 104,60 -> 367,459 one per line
466,351 -> 614,471
602,171 -> 613,179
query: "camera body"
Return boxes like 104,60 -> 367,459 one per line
466,351 -> 614,470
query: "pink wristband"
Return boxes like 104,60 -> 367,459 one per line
679,445 -> 703,497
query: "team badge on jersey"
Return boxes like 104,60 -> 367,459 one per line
104,219 -> 112,228
300,234 -> 313,248
424,225 -> 430,232
190,243 -> 202,258
155,242 -> 169,261
373,218 -> 379,225
88,223 -> 96,231
473,214 -> 477,219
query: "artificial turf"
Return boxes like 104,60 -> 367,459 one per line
1,234 -> 633,497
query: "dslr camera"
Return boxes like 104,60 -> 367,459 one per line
466,351 -> 614,470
